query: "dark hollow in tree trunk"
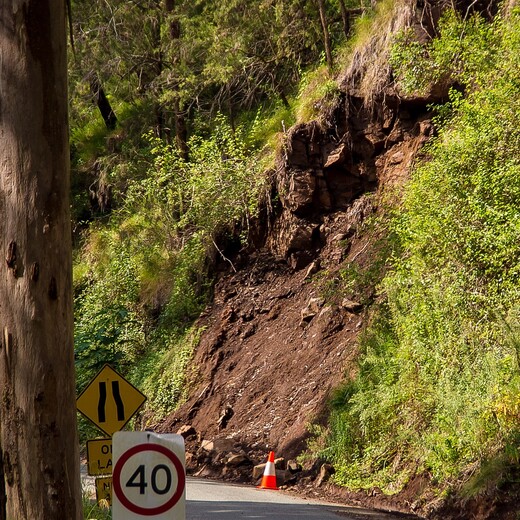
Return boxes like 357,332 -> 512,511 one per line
0,448 -> 5,520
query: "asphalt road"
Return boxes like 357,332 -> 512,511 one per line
185,478 -> 404,520
81,467 -> 410,519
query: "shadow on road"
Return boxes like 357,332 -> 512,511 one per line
187,499 -> 398,520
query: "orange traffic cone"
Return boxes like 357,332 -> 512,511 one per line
258,451 -> 279,490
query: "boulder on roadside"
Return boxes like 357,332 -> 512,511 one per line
274,457 -> 286,470
287,460 -> 302,473
201,438 -> 235,454
315,463 -> 335,487
253,463 -> 267,480
225,453 -> 251,467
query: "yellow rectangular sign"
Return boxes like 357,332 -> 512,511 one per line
95,476 -> 112,507
87,438 -> 113,476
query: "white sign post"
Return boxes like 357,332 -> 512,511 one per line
112,432 -> 186,519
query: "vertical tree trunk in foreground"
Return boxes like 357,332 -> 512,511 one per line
0,1 -> 82,519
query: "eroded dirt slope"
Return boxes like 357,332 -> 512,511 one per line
159,209 -> 374,457
156,89 -> 433,476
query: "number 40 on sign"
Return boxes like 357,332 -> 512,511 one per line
112,432 -> 186,520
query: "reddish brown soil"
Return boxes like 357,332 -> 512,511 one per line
156,209 -> 426,520
158,212 -> 369,456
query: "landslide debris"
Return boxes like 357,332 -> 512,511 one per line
157,30 -> 433,520
154,1 -> 513,518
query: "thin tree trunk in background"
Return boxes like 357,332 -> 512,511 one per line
339,2 -> 365,38
149,12 -> 167,139
174,98 -> 189,159
89,71 -> 118,130
165,0 -> 189,159
279,89 -> 290,109
0,1 -> 82,519
317,0 -> 334,70
339,0 -> 351,37
165,0 -> 180,38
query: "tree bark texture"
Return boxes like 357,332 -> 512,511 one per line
0,2 -> 82,519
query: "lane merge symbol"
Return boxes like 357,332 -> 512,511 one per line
77,364 -> 147,436
98,381 -> 125,423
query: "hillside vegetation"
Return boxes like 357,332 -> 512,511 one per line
322,6 -> 520,501
72,0 -> 520,516
71,0 -> 355,439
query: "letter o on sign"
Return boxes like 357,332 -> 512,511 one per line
113,443 -> 185,516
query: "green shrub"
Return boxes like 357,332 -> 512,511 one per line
74,115 -> 264,430
82,494 -> 111,520
295,65 -> 340,123
320,8 -> 520,494
390,9 -> 499,95
138,326 -> 204,418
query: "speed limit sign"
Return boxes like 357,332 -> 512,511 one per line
112,432 -> 186,519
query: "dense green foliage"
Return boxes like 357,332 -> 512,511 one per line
74,118 -> 263,432
322,8 -> 520,494
71,0 -> 360,438
71,0 -> 520,503
69,0 -> 351,133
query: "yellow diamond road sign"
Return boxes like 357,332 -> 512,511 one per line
77,364 -> 146,436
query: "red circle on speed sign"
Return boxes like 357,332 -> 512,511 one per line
113,443 -> 185,516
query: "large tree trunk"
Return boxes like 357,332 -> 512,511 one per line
0,1 -> 82,519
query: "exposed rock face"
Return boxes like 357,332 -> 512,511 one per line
157,90 -> 432,468
267,92 -> 432,270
